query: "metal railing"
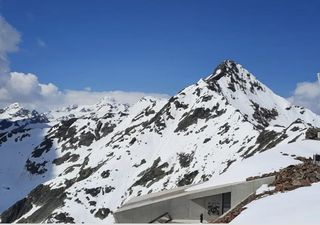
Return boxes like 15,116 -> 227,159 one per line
149,212 -> 172,223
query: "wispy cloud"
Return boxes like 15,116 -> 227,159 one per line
26,12 -> 35,22
84,86 -> 92,91
36,38 -> 46,48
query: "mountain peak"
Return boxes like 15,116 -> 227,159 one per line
0,102 -> 25,118
202,60 -> 267,96
218,59 -> 238,69
205,60 -> 240,83
5,102 -> 22,110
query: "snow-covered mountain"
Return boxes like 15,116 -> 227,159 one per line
1,60 -> 320,223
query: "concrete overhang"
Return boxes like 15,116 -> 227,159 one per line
115,176 -> 275,213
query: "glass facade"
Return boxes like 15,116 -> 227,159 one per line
222,192 -> 231,214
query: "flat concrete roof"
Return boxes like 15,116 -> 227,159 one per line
115,176 -> 275,213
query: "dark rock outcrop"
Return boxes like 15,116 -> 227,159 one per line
1,184 -> 67,223
94,208 -> 111,220
306,128 -> 320,140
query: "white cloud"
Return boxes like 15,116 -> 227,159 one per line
40,83 -> 59,97
0,72 -> 45,103
0,16 -> 169,112
7,72 -> 41,96
84,86 -> 92,91
0,15 -> 21,81
288,80 -> 320,115
0,71 -> 169,112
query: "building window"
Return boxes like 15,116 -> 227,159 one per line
222,192 -> 231,214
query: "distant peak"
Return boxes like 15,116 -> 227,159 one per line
98,96 -> 117,106
3,103 -> 24,113
7,102 -> 22,109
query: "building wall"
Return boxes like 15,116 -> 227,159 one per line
114,176 -> 275,223
229,176 -> 273,207
114,201 -> 170,223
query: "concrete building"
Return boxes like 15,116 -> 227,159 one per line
114,176 -> 275,223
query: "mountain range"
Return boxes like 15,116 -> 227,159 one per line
1,60 -> 319,223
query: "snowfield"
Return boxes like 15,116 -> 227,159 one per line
188,140 -> 320,191
232,182 -> 320,224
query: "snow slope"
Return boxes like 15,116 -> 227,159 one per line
231,182 -> 320,224
188,140 -> 320,190
0,60 -> 320,223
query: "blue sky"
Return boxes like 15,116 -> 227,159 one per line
1,0 -> 320,97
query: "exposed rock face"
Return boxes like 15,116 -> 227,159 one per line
94,208 -> 111,220
175,108 -> 211,132
25,159 -> 48,174
178,152 -> 195,168
52,152 -> 80,165
1,184 -> 67,223
31,138 -> 54,158
131,157 -> 173,188
51,212 -> 75,223
272,158 -> 320,192
177,170 -> 199,186
251,101 -> 279,128
306,128 -> 320,140
0,198 -> 33,223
